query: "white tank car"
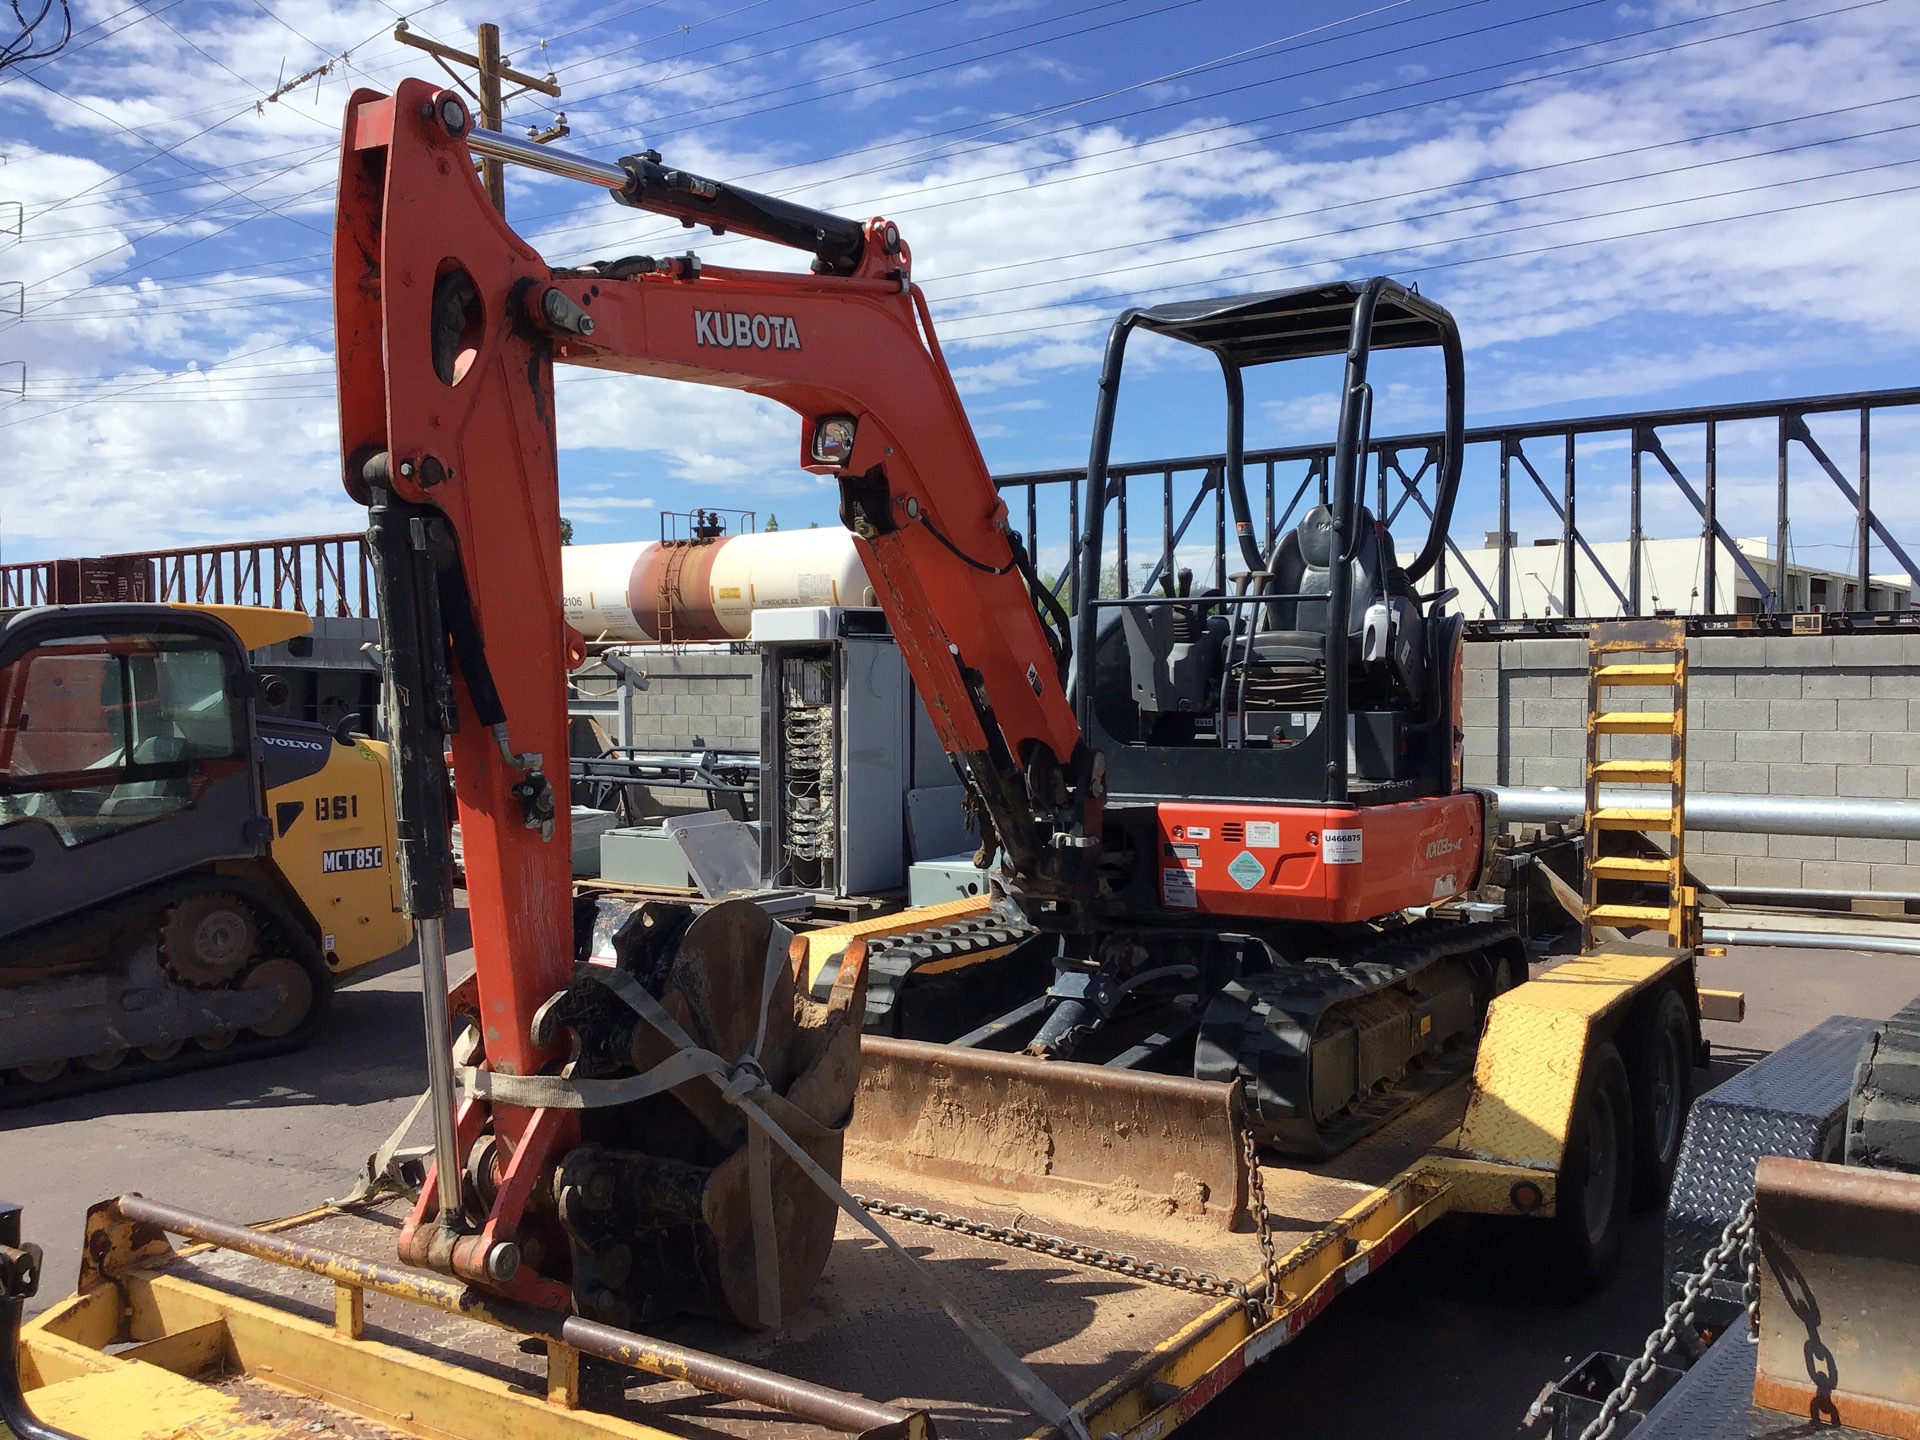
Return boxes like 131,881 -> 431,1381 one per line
561,528 -> 874,645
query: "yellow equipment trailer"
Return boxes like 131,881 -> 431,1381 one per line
3,930 -> 1695,1440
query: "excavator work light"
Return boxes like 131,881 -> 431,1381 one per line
810,414 -> 857,466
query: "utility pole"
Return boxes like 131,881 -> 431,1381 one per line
392,20 -> 565,216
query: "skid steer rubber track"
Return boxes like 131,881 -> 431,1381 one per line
1845,995 -> 1920,1173
0,874 -> 332,1108
1196,919 -> 1524,1157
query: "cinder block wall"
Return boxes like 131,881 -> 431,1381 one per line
1464,634 -> 1920,893
581,648 -> 761,820
614,649 -> 760,747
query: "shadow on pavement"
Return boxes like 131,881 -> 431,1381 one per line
2,973 -> 432,1129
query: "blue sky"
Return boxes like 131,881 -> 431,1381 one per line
1,0 -> 1916,575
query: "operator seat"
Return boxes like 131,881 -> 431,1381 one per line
1252,505 -> 1426,701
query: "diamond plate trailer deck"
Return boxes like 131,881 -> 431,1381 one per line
10,945 -> 1694,1440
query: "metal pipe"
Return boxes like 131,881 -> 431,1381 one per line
111,1195 -> 922,1438
1713,885 -> 1920,905
465,125 -> 628,190
1704,926 -> 1920,958
1489,785 -> 1920,842
414,918 -> 463,1222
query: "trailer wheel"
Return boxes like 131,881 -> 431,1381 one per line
1543,1038 -> 1633,1292
1626,983 -> 1694,1209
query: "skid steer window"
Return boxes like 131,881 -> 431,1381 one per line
0,632 -> 244,847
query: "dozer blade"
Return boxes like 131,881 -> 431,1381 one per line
848,1036 -> 1248,1229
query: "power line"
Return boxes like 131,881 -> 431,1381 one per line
541,0 -> 1873,260
940,175 -> 1920,345
23,93 -> 1914,319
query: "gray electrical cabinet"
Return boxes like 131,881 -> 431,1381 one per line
753,607 -> 967,899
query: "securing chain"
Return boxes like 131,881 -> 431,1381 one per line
853,1196 -> 1249,1301
1575,1198 -> 1758,1440
1242,1127 -> 1281,1326
853,1127 -> 1288,1324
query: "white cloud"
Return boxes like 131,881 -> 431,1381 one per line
1,0 -> 1916,569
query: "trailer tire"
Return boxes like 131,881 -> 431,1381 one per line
1625,983 -> 1695,1209
1543,1038 -> 1633,1293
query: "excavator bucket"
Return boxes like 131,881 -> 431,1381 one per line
848,1035 -> 1249,1230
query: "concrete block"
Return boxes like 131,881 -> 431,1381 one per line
1703,699 -> 1770,732
1686,729 -> 1736,762
1832,634 -> 1891,665
1768,635 -> 1834,667
1552,727 -> 1590,759
1734,730 -> 1801,764
1766,698 -> 1838,732
1700,636 -> 1767,666
1908,839 -> 1920,866
1501,638 -> 1584,670
1903,635 -> 1920,666
1871,731 -> 1920,766
1839,699 -> 1909,731
1463,756 -> 1498,786
1520,698 -> 1585,730
1802,861 -> 1876,891
1802,731 -> 1868,764
1767,833 -> 1835,861
1767,762 -> 1837,796
1873,863 -> 1920,890
1551,674 -> 1592,699
1464,667 -> 1498,700
1836,836 -> 1908,864
673,693 -> 703,716
1501,674 -> 1553,701
712,714 -> 751,739
1734,671 -> 1801,699
1870,672 -> 1920,699
1506,728 -> 1553,759
700,692 -> 732,716
1687,670 -> 1738,697
1702,761 -> 1768,795
1735,856 -> 1804,888
687,677 -> 716,696
1520,756 -> 1583,787
1686,853 -> 1737,888
1804,671 -> 1874,699
1693,830 -> 1769,857
1463,726 -> 1500,758
1836,764 -> 1900,798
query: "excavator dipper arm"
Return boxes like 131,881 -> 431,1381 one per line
333,82 -> 1098,1301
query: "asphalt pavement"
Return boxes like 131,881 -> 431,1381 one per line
4,929 -> 1915,1440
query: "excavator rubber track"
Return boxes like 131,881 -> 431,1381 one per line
1197,919 -> 1527,1157
1845,994 -> 1920,1172
0,873 -> 332,1107
802,899 -> 1047,1039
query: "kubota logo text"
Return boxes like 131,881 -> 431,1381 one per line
694,311 -> 802,350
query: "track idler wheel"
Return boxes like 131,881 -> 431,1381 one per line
160,893 -> 258,987
242,957 -> 315,1038
554,899 -> 869,1330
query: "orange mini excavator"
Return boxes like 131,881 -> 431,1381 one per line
333,79 -> 1535,1327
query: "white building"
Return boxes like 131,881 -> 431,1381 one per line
1417,535 -> 1912,620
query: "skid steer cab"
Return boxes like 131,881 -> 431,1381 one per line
0,602 -> 409,1103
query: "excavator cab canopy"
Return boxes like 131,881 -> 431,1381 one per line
1072,277 -> 1469,808
1125,281 -> 1456,367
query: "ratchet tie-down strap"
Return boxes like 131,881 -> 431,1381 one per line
462,938 -> 1091,1440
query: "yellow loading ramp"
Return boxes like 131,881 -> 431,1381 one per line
18,948 -> 1681,1440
